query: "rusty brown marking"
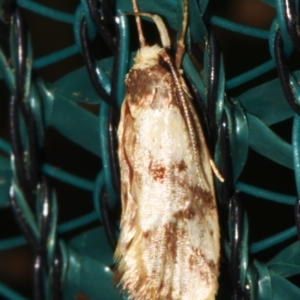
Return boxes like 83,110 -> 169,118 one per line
190,185 -> 216,210
148,161 -> 166,181
177,159 -> 187,172
188,251 -> 199,271
173,205 -> 196,220
143,230 -> 150,239
126,65 -> 177,109
207,259 -> 217,274
164,222 -> 178,261
188,247 -> 205,270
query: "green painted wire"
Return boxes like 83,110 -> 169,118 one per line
226,59 -> 275,90
17,0 -> 74,23
99,103 -> 117,208
93,171 -> 105,219
293,115 -> 300,196
209,15 -> 277,92
33,45 -> 78,69
243,173 -> 299,253
236,182 -> 296,206
11,182 -> 40,240
115,13 -> 130,108
210,16 -> 270,39
0,282 -> 29,300
0,138 -> 94,191
250,226 -> 297,254
2,0 -> 300,298
0,236 -> 25,251
58,211 -> 98,234
275,0 -> 292,50
0,211 -> 98,250
0,49 -> 14,90
0,138 -> 11,154
42,164 -> 94,191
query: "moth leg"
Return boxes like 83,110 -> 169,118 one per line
209,158 -> 224,182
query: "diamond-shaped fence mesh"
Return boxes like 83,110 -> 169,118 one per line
0,0 -> 299,299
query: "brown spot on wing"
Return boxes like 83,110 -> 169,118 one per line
190,185 -> 216,210
177,159 -> 187,172
207,260 -> 218,274
148,161 -> 166,181
164,222 -> 178,261
188,248 -> 209,277
173,205 -> 196,220
143,230 -> 150,239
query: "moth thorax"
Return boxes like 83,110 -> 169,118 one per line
132,45 -> 163,70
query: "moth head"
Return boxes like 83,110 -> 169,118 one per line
132,45 -> 162,70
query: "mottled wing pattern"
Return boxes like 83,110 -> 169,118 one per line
115,55 -> 219,300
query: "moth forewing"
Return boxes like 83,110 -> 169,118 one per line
114,1 -> 220,300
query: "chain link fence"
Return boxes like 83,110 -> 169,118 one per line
0,0 -> 300,299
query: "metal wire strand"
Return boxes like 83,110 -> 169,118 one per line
107,107 -> 120,196
9,179 -> 51,300
274,29 -> 300,115
86,0 -> 115,53
10,7 -> 59,299
12,7 -> 33,128
39,177 -> 51,268
14,7 -> 27,106
39,177 -> 62,300
33,255 -> 44,300
100,188 -> 117,251
105,16 -> 122,196
27,107 -> 41,195
219,111 -> 233,206
207,27 -> 220,145
294,198 -> 300,240
218,111 -> 246,299
283,0 -> 300,52
81,7 -> 121,197
79,16 -> 114,107
9,188 -> 38,251
11,7 -> 41,202
52,249 -> 62,300
11,8 -> 31,132
230,192 -> 244,300
110,18 -> 122,112
9,95 -> 33,201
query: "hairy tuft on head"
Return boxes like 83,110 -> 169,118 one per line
132,45 -> 162,69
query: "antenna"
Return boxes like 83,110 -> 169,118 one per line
132,0 -> 146,48
175,0 -> 188,69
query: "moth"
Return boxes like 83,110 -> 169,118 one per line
114,0 -> 221,299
